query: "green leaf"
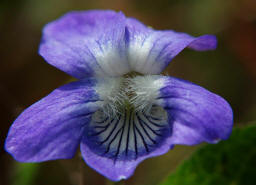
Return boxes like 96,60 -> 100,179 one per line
12,163 -> 39,185
159,124 -> 256,185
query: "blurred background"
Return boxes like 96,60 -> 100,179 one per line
1,0 -> 256,185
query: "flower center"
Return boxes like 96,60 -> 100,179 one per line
85,74 -> 170,160
95,73 -> 165,117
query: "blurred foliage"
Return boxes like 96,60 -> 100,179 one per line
10,161 -> 74,185
159,124 -> 256,185
12,163 -> 39,185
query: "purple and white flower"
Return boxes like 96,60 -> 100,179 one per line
5,10 -> 233,181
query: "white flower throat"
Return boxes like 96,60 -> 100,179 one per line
95,73 -> 166,117
87,73 -> 170,160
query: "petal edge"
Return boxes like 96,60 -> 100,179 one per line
5,79 -> 100,162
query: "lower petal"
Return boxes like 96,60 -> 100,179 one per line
5,79 -> 100,162
80,106 -> 172,181
79,75 -> 233,181
81,135 -> 172,181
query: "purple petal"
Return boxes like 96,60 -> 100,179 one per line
5,79 -> 100,162
157,76 -> 233,145
125,18 -> 217,74
39,10 -> 130,78
188,35 -> 217,51
78,75 -> 232,181
80,105 -> 172,181
39,11 -> 217,78
80,134 -> 173,181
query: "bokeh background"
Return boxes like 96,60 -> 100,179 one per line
1,0 -> 256,185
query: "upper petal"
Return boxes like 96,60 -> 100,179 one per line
39,10 -> 130,78
5,79 -> 100,162
156,76 -> 233,145
125,18 -> 217,74
39,10 -> 217,78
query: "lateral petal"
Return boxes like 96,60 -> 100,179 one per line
5,79 -> 100,162
157,76 -> 233,145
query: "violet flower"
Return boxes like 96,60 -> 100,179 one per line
5,10 -> 233,181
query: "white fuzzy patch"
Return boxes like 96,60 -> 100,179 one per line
128,75 -> 164,112
95,77 -> 124,116
95,75 -> 165,116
